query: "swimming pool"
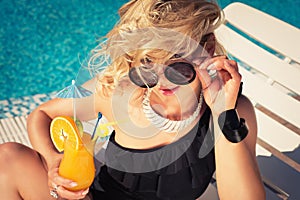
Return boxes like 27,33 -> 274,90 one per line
0,0 -> 299,118
0,0 -> 127,101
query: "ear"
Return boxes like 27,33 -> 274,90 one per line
205,33 -> 216,56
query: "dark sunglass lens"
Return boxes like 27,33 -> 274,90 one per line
165,62 -> 196,85
129,67 -> 158,88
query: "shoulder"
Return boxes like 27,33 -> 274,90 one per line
236,95 -> 256,127
236,95 -> 255,115
94,89 -> 112,114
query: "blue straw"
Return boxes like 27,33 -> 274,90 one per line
91,112 -> 102,139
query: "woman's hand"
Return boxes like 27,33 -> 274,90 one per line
47,156 -> 89,200
195,56 -> 241,114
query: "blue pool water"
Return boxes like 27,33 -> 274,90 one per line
0,0 -> 299,101
0,0 -> 127,100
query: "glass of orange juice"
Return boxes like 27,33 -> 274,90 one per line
58,134 -> 96,191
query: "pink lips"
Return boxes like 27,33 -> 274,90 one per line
159,86 -> 179,96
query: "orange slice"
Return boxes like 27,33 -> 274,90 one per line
50,116 -> 82,152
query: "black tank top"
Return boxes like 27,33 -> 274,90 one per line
92,108 -> 215,200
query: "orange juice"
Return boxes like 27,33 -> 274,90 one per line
58,135 -> 95,191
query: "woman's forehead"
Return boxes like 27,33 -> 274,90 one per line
109,27 -> 204,60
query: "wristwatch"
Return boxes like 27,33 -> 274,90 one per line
218,109 -> 248,143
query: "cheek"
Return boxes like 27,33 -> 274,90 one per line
181,76 -> 201,94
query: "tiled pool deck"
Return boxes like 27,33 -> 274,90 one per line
0,92 -> 56,119
0,92 -> 56,146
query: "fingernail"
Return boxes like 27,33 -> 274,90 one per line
70,182 -> 78,187
208,69 -> 217,77
207,63 -> 215,70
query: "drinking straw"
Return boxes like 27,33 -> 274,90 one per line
91,113 -> 129,142
91,112 -> 102,140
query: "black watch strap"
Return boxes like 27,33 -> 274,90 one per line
218,109 -> 248,143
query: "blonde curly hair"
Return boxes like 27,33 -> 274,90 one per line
87,0 -> 224,96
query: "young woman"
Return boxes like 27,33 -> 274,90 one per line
0,0 -> 265,199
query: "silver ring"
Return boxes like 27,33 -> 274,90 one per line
50,185 -> 59,199
50,189 -> 58,199
54,185 -> 59,191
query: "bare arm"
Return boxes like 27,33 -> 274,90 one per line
26,93 -> 99,199
27,79 -> 98,168
27,98 -> 74,168
196,55 -> 265,199
214,95 -> 265,200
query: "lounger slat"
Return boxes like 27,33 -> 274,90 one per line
223,2 -> 300,63
239,67 -> 300,128
255,109 -> 300,153
0,117 -> 31,147
257,137 -> 300,173
256,143 -> 272,157
15,116 -> 31,145
215,24 -> 300,95
12,117 -> 31,147
0,122 -> 10,143
19,115 -> 27,128
1,118 -> 16,142
4,118 -> 22,144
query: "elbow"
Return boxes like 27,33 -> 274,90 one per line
27,108 -> 40,135
26,106 -> 52,140
27,108 -> 38,139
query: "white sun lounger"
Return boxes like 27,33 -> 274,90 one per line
0,116 -> 31,147
215,2 -> 300,200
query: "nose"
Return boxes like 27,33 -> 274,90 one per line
154,64 -> 175,87
157,75 -> 170,87
154,64 -> 165,75
157,72 -> 175,88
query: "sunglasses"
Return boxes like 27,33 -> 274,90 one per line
128,62 -> 196,88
